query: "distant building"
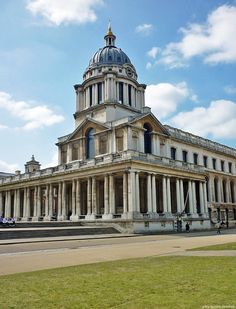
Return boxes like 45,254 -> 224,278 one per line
0,25 -> 235,232
0,172 -> 14,179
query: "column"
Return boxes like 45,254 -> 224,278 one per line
152,174 -> 158,216
226,179 -> 230,203
192,181 -> 197,215
15,189 -> 21,218
199,182 -> 205,214
128,170 -> 136,216
37,186 -> 41,217
25,188 -> 30,219
76,180 -> 81,217
217,178 -> 221,203
180,179 -> 184,213
23,188 -> 27,218
162,176 -> 167,213
92,177 -> 97,216
136,172 -> 140,213
109,174 -> 115,215
86,178 -> 92,217
203,182 -> 209,215
147,174 -> 152,213
167,177 -> 172,213
176,179 -> 181,213
103,175 -> 109,217
33,187 -> 37,217
61,181 -> 67,219
5,191 -> 11,218
71,179 -> 76,217
122,172 -> 128,215
44,185 -> 50,220
49,184 -> 53,217
188,181 -> 194,214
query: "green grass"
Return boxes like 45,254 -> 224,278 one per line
189,242 -> 236,251
1,256 -> 236,309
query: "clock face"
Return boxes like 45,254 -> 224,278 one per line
126,67 -> 133,77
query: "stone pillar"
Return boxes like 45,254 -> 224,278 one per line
152,174 -> 158,216
128,170 -> 136,217
188,181 -> 194,214
180,179 -> 184,213
57,183 -> 62,220
192,181 -> 197,216
23,188 -> 27,218
162,176 -> 168,213
37,186 -> 41,217
44,185 -> 50,221
86,178 -> 92,218
217,178 -> 221,203
92,177 -> 97,216
176,179 -> 181,213
49,184 -> 53,217
15,189 -> 21,219
147,174 -> 152,213
203,182 -> 209,215
61,181 -> 67,219
103,175 -> 109,217
226,179 -> 230,203
25,188 -> 30,219
71,179 -> 77,220
5,191 -> 11,218
109,174 -> 115,215
167,177 -> 172,214
136,172 -> 140,213
67,144 -> 72,163
122,172 -> 128,216
199,182 -> 205,214
76,180 -> 81,217
138,130 -> 144,153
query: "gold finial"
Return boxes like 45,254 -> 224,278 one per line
107,20 -> 113,35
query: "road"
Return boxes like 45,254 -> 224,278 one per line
0,230 -> 236,276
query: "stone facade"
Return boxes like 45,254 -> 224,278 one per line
0,26 -> 235,232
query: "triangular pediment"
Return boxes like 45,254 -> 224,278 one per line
130,113 -> 169,135
66,118 -> 110,142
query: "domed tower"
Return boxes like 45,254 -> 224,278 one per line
73,24 -> 146,127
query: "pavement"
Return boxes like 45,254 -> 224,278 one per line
0,230 -> 235,276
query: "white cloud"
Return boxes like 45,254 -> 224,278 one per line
136,23 -> 153,35
147,47 -> 159,59
26,0 -> 104,26
158,4 -> 236,68
0,91 -> 64,130
0,160 -> 19,173
224,85 -> 236,95
145,82 -> 194,119
169,100 -> 236,139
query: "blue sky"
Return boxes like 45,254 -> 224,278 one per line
0,0 -> 236,172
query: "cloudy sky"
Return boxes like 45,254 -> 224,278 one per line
0,0 -> 236,172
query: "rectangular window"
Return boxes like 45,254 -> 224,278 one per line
193,153 -> 198,165
171,147 -> 176,160
182,150 -> 188,163
228,162 -> 232,173
212,158 -> 216,170
128,85 -> 132,106
97,82 -> 102,104
119,82 -> 123,103
221,160 -> 225,172
89,85 -> 93,107
203,155 -> 208,168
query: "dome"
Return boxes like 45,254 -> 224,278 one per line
89,46 -> 132,67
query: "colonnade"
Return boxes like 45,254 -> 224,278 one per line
0,170 -> 209,221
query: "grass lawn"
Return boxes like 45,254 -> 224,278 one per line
189,242 -> 236,251
1,256 -> 236,309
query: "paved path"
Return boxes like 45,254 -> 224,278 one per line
0,231 -> 235,276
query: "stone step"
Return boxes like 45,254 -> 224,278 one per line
0,227 -> 119,240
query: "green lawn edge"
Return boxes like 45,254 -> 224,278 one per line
188,242 -> 236,251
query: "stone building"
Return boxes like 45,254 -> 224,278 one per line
0,25 -> 235,232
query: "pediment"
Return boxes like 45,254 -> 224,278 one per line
130,113 -> 169,135
67,118 -> 110,142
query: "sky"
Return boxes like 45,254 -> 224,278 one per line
0,0 -> 236,173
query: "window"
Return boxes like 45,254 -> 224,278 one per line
128,85 -> 132,106
86,128 -> 95,159
119,82 -> 123,103
89,85 -> 93,107
212,158 -> 216,170
144,123 -> 152,154
97,82 -> 102,104
203,155 -> 208,168
221,160 -> 225,172
171,147 -> 176,160
228,162 -> 232,173
193,153 -> 198,165
182,150 -> 188,163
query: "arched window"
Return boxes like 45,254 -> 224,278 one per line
86,128 -> 95,159
144,123 -> 152,154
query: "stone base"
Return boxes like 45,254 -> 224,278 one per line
21,217 -> 29,222
43,216 -> 51,221
147,212 -> 159,219
70,215 -> 79,221
85,214 -> 96,220
164,212 -> 173,218
57,215 -> 67,221
32,216 -> 40,221
102,214 -> 114,220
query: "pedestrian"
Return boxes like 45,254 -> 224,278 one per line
185,222 -> 190,233
216,221 -> 221,234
